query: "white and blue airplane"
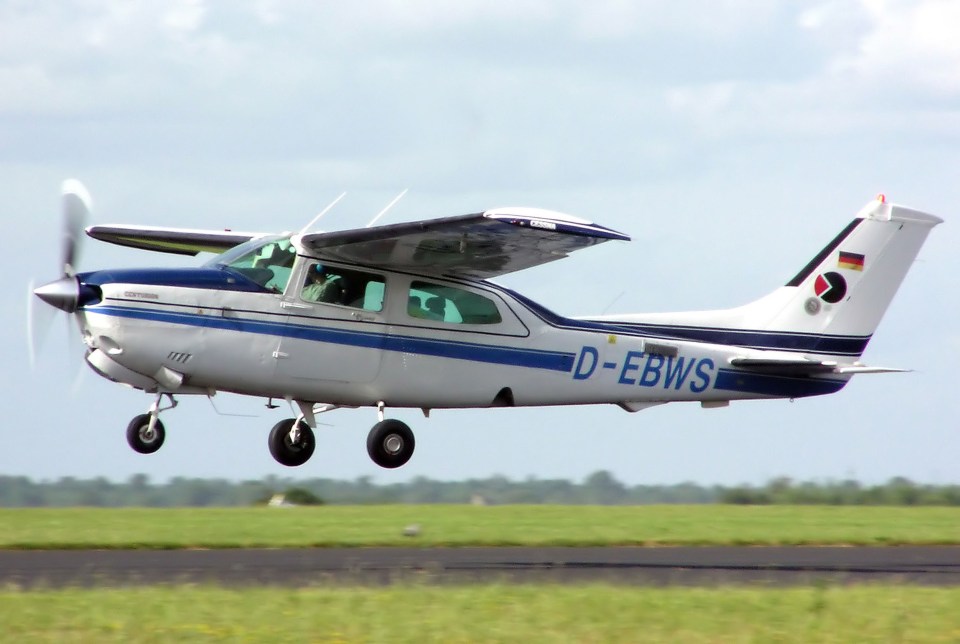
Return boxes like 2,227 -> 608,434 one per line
32,181 -> 941,469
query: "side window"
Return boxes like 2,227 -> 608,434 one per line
407,281 -> 502,325
301,263 -> 385,312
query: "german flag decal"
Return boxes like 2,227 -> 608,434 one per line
838,251 -> 865,271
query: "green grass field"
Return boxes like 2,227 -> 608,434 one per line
3,506 -> 957,642
0,505 -> 957,549
1,585 -> 958,642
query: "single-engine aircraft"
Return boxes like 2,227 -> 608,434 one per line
32,181 -> 942,469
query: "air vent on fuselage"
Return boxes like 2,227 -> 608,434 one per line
167,351 -> 193,364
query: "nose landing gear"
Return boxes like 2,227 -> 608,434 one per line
126,393 -> 177,454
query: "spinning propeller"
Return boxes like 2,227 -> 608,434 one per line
28,180 -> 98,367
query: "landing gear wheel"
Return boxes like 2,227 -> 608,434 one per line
366,419 -> 415,469
126,414 -> 166,454
268,418 -> 315,467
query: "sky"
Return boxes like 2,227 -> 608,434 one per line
2,0 -> 958,486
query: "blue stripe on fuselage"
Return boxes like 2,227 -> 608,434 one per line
500,288 -> 870,357
78,267 -> 270,293
91,304 -> 576,373
89,304 -> 846,398
79,267 -> 871,357
713,368 -> 847,398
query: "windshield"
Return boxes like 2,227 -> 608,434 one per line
206,235 -> 296,293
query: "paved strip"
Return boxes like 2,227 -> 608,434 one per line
1,547 -> 958,588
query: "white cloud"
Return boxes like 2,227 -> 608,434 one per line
162,0 -> 207,34
841,0 -> 960,92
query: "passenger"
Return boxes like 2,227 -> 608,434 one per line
424,296 -> 445,320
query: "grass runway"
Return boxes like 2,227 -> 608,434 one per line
1,585 -> 959,642
0,505 -> 957,549
3,506 -> 958,642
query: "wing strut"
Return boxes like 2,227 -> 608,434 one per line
298,192 -> 347,235
365,189 -> 409,228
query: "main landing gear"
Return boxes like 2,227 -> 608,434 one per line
126,393 -> 177,454
267,418 -> 315,467
365,402 -> 415,469
121,394 -> 417,470
266,401 -> 416,469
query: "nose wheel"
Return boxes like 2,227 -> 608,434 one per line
126,414 -> 166,454
126,393 -> 176,454
367,419 -> 415,469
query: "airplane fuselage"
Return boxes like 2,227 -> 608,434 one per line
76,256 -> 849,413
34,182 -> 940,469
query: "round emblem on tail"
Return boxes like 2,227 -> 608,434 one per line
814,271 -> 847,304
804,297 -> 822,315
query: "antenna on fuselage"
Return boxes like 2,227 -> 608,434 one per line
298,192 -> 347,235
365,189 -> 408,228
600,290 -> 626,315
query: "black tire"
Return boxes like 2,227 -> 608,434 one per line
366,419 -> 415,469
126,414 -> 166,454
268,418 -> 315,467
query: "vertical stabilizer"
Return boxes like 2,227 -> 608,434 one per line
601,196 -> 942,358
761,197 -> 941,342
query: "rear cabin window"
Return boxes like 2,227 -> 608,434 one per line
407,281 -> 502,325
301,263 -> 385,312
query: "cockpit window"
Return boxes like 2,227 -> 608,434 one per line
207,236 -> 296,293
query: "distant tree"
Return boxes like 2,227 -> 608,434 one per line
1,472 -> 958,507
283,487 -> 324,505
582,470 -> 627,504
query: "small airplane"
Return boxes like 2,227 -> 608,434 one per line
31,180 -> 942,469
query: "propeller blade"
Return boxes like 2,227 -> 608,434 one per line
26,279 -> 55,369
61,179 -> 92,277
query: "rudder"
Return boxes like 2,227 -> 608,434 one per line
761,196 -> 942,344
603,196 -> 942,359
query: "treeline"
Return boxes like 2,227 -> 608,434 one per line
0,472 -> 958,507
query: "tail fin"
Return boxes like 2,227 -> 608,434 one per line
610,196 -> 942,358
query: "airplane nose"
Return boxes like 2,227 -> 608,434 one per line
34,277 -> 80,313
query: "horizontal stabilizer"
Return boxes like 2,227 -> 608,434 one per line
729,356 -> 907,376
87,225 -> 266,256
834,365 -> 909,375
729,356 -> 838,375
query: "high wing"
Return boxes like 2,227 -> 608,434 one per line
86,224 -> 268,256
301,207 -> 630,279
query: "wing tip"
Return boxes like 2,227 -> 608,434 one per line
484,207 -> 630,241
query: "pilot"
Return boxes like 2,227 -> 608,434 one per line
302,265 -> 342,303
